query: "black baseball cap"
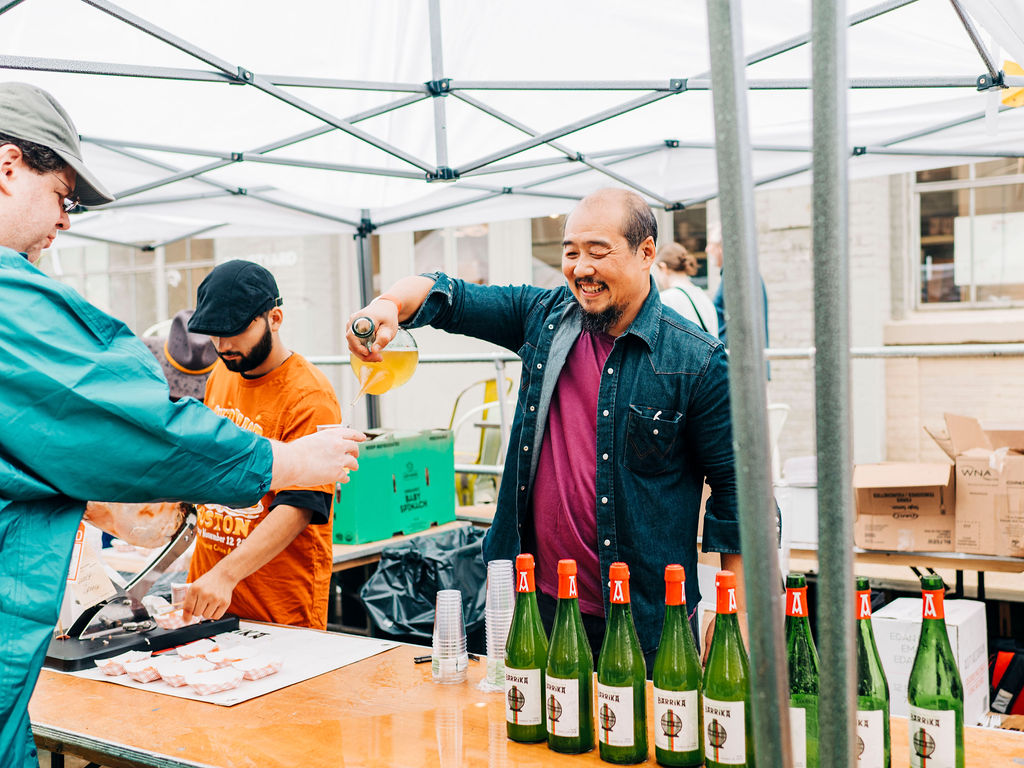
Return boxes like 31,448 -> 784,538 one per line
188,260 -> 283,337
0,82 -> 114,206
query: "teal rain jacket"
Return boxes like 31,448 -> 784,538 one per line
0,249 -> 274,768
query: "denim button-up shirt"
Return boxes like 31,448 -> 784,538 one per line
408,272 -> 740,653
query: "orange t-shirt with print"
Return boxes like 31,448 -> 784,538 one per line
188,352 -> 341,629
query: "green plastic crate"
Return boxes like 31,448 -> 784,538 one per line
332,428 -> 456,544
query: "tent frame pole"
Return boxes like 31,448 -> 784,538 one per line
97,93 -> 427,200
812,0 -> 856,765
451,91 -> 677,206
83,0 -> 435,173
692,0 -> 919,79
427,0 -> 451,175
705,2 -> 791,767
454,89 -> 675,175
948,0 -> 1001,81
355,210 -> 380,429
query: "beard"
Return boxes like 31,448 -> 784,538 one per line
573,293 -> 624,335
220,319 -> 273,374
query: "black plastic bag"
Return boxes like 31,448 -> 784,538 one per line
359,525 -> 486,640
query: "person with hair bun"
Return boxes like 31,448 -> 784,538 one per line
654,241 -> 718,337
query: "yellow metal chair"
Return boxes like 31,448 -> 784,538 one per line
448,377 -> 515,506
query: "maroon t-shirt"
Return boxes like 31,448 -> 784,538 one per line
532,329 -> 615,615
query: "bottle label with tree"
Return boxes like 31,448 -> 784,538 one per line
597,684 -> 635,747
654,688 -> 699,752
703,697 -> 745,765
909,707 -> 956,768
856,710 -> 885,768
505,668 -> 543,726
546,676 -> 580,738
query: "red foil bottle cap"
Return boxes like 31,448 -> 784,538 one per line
515,553 -> 536,593
664,564 -> 685,606
557,559 -> 578,599
715,569 -> 738,614
609,562 -> 630,604
786,586 -> 808,617
856,590 -> 872,620
922,588 -> 944,620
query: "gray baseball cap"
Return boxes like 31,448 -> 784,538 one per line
0,82 -> 114,206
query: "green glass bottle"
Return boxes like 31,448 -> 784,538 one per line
855,577 -> 891,768
597,562 -> 648,764
546,558 -> 595,754
504,553 -> 548,743
652,564 -> 703,767
702,569 -> 753,768
785,573 -> 819,768
907,575 -> 964,768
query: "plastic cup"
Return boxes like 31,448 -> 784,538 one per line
478,559 -> 515,692
171,582 -> 189,606
432,589 -> 468,684
315,424 -> 351,484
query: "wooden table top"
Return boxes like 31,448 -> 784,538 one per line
31,643 -> 1024,768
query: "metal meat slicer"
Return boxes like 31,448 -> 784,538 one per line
45,506 -> 238,671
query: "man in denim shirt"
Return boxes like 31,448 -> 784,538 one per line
348,189 -> 743,670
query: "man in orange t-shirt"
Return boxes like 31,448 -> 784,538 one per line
182,260 -> 342,629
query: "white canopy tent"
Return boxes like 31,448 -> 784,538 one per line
2,0 -> 1024,251
6,2 -> 1023,765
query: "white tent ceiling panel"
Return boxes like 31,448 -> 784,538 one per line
1,0 -> 1023,249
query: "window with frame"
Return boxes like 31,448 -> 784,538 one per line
46,238 -> 217,334
915,159 -> 1024,307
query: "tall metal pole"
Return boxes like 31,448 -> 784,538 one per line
427,0 -> 450,172
812,0 -> 856,765
705,3 -> 791,767
356,208 -> 380,429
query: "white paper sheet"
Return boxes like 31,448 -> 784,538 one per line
64,621 -> 399,706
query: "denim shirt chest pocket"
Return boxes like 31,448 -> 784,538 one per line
625,404 -> 684,475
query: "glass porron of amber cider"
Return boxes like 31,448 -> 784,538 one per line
349,316 -> 418,398
652,564 -> 703,767
702,569 -> 753,768
907,574 -> 964,768
546,558 -> 595,754
503,553 -> 548,743
596,562 -> 648,765
854,576 -> 891,768
784,572 -> 819,768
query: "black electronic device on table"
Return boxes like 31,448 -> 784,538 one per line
44,507 -> 238,672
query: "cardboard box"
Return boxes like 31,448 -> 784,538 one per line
332,429 -> 456,544
925,413 -> 1024,557
853,463 -> 955,551
872,598 -> 989,725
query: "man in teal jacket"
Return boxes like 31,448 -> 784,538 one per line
0,82 -> 365,767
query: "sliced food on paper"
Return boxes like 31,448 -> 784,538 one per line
175,638 -> 218,660
186,667 -> 244,696
205,645 -> 258,668
95,650 -> 152,676
124,658 -> 162,683
232,654 -> 284,681
155,657 -> 215,687
153,608 -> 201,631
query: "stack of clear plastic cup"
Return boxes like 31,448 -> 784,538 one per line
432,589 -> 468,684
478,559 -> 515,692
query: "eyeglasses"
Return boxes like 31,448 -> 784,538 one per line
62,197 -> 81,214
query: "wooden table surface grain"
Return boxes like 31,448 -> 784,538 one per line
31,643 -> 1024,767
